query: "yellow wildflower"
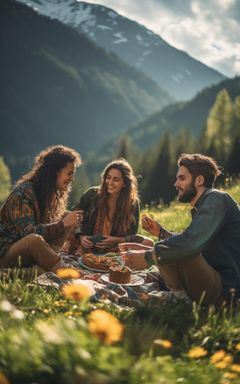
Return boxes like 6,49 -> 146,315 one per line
187,346 -> 208,359
88,309 -> 124,344
210,350 -> 226,364
235,343 -> 240,351
0,373 -> 10,384
54,300 -> 66,307
230,364 -> 240,373
56,268 -> 81,279
64,311 -> 73,317
223,355 -> 233,365
215,361 -> 228,370
214,355 -> 233,369
153,339 -> 173,349
74,311 -> 82,316
62,283 -> 91,301
223,372 -> 237,380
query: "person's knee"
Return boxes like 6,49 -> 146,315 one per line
25,234 -> 47,250
177,253 -> 202,268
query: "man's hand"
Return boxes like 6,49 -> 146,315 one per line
142,214 -> 161,237
119,242 -> 153,252
123,249 -> 149,270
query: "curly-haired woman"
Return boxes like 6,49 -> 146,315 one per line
74,158 -> 153,254
0,145 -> 82,273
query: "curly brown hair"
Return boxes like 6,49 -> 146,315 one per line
16,145 -> 81,222
178,153 -> 222,187
97,158 -> 139,234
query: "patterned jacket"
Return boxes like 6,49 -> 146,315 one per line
0,181 -> 64,257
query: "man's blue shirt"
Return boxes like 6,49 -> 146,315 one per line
154,189 -> 240,298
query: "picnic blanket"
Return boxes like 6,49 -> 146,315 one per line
35,253 -> 168,307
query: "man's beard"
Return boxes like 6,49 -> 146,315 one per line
178,180 -> 197,203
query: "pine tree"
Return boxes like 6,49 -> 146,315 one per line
227,136 -> 240,175
69,166 -> 90,208
136,147 -> 157,200
226,96 -> 240,175
174,128 -> 195,158
0,156 -> 11,203
143,132 -> 175,204
117,135 -> 129,160
204,89 -> 234,164
234,95 -> 240,128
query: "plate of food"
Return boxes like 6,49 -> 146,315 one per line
100,265 -> 144,286
78,253 -> 122,273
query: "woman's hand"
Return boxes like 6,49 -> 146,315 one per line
62,210 -> 83,228
80,235 -> 94,249
142,215 -> 161,237
95,236 -> 117,249
95,235 -> 126,249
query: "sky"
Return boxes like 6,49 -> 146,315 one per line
83,0 -> 240,77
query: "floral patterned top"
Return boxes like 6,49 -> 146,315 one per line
0,181 -> 64,257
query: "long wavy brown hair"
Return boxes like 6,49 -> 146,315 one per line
16,145 -> 81,222
97,159 -> 139,233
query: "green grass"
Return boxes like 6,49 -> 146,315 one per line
140,181 -> 240,235
1,182 -> 240,383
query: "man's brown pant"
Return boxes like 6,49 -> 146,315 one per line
158,254 -> 222,304
0,231 -> 73,272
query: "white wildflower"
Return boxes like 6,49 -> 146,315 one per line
0,299 -> 13,312
35,321 -> 64,345
11,309 -> 25,320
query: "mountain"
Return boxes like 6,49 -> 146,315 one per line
16,0 -> 226,101
94,76 -> 240,162
0,0 -> 172,180
127,76 -> 240,148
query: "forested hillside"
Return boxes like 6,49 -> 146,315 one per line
138,87 -> 240,204
87,76 -> 240,189
125,76 -> 240,150
0,0 -> 172,180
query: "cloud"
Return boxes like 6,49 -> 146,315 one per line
156,0 -> 240,76
84,0 -> 240,77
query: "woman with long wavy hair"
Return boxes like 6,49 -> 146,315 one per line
75,158 -> 153,254
0,145 -> 82,273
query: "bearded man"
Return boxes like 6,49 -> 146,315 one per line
123,153 -> 240,304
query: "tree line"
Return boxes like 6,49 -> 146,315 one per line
119,89 -> 240,204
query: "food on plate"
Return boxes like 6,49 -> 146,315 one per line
109,265 -> 132,284
103,252 -> 117,257
82,253 -> 119,271
83,273 -> 100,282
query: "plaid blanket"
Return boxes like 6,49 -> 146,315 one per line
35,253 -> 168,307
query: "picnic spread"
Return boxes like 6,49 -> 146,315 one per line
35,252 -> 168,307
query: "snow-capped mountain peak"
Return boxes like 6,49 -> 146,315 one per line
16,0 -> 225,100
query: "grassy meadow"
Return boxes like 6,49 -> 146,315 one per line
1,182 -> 240,384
